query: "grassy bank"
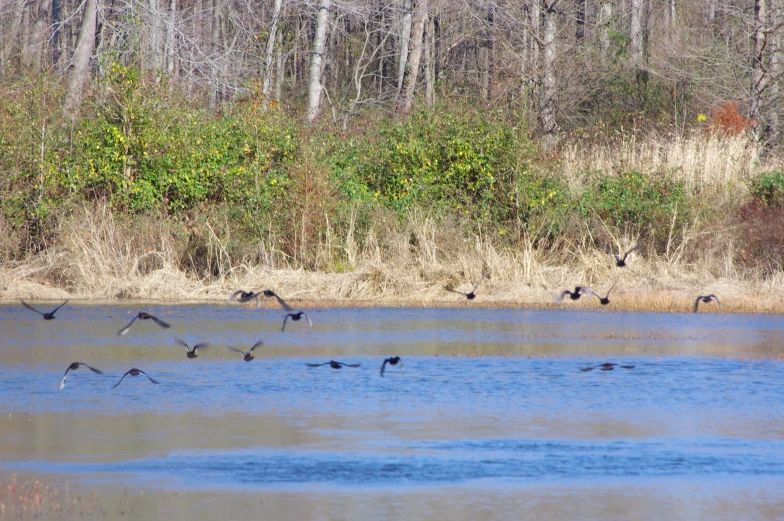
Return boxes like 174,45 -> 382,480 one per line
2,71 -> 784,312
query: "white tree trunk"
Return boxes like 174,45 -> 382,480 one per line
397,0 -> 427,114
769,0 -> 782,142
600,0 -> 612,58
306,0 -> 331,122
751,0 -> 767,123
540,0 -> 558,151
262,0 -> 284,100
630,0 -> 643,66
65,0 -> 98,115
166,0 -> 177,75
149,0 -> 163,70
397,0 -> 413,92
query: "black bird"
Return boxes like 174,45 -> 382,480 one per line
21,299 -> 68,320
610,243 -> 641,267
227,290 -> 262,307
60,362 -> 103,391
176,338 -> 209,359
306,360 -> 361,369
581,362 -> 636,372
694,294 -> 721,313
282,311 -> 313,332
262,290 -> 293,311
228,340 -> 263,362
581,283 -> 616,306
117,312 -> 171,336
445,272 -> 487,300
554,286 -> 588,304
112,368 -> 159,388
380,356 -> 405,376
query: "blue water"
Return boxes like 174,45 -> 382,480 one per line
1,303 -> 784,520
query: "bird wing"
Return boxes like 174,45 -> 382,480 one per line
86,364 -> 103,374
621,244 -> 640,261
192,343 -> 209,352
471,272 -> 487,294
21,300 -> 44,315
175,338 -> 190,352
281,315 -> 290,332
59,375 -> 67,391
138,370 -> 159,384
227,290 -> 244,303
117,316 -> 139,336
554,290 -> 571,304
112,370 -> 132,388
580,287 -> 596,298
444,287 -> 468,296
249,340 -> 264,353
620,365 -> 636,369
148,315 -> 171,328
306,362 -> 329,367
604,282 -> 617,298
228,346 -> 248,357
580,366 -> 597,372
51,300 -> 69,314
693,296 -> 702,313
380,359 -> 389,376
710,294 -> 722,309
303,312 -> 313,328
272,293 -> 293,311
342,363 -> 361,368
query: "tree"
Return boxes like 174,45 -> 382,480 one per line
65,0 -> 99,116
307,0 -> 332,122
396,0 -> 428,114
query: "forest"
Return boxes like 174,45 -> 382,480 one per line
1,0 -> 784,308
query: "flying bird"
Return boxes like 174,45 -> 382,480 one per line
380,356 -> 404,376
175,338 -> 209,359
112,368 -> 159,388
306,360 -> 361,369
262,290 -> 293,311
581,283 -> 616,306
59,362 -> 103,391
117,312 -> 171,336
444,272 -> 487,300
694,294 -> 721,313
228,340 -> 263,362
21,300 -> 69,320
227,290 -> 262,307
282,311 -> 313,332
554,286 -> 588,304
580,363 -> 636,372
609,243 -> 641,267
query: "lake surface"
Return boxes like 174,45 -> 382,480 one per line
1,303 -> 784,520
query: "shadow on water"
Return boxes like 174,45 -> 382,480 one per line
2,303 -> 784,520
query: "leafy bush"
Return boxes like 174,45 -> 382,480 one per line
580,170 -> 691,246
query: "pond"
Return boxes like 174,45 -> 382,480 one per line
1,303 -> 784,520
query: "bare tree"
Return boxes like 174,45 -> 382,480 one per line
396,0 -> 427,114
262,0 -> 285,101
751,0 -> 767,124
540,0 -> 558,151
307,0 -> 331,122
65,0 -> 99,116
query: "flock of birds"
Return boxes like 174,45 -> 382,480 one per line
21,244 -> 721,390
22,289 -> 405,391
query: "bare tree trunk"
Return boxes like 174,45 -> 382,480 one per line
65,0 -> 99,116
576,0 -> 585,40
707,0 -> 717,22
529,1 -> 540,96
480,4 -> 494,103
166,0 -> 176,75
630,0 -> 643,66
52,0 -> 62,66
306,0 -> 331,122
397,0 -> 413,92
396,0 -> 427,114
25,0 -> 51,69
1,0 -> 26,72
262,0 -> 284,100
540,0 -> 558,151
600,0 -> 612,59
751,0 -> 767,124
769,0 -> 782,143
424,14 -> 433,106
149,0 -> 163,70
274,29 -> 285,101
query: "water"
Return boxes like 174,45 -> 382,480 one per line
2,303 -> 784,520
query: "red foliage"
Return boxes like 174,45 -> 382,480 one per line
706,101 -> 757,136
